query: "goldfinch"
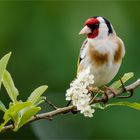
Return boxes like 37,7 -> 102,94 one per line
78,16 -> 125,87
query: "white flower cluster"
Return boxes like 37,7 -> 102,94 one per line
66,67 -> 95,117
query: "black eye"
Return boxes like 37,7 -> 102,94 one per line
88,23 -> 99,30
94,23 -> 99,27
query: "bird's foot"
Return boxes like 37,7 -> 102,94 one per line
102,86 -> 116,103
88,86 -> 108,104
104,86 -> 116,97
116,78 -> 134,98
87,86 -> 104,100
88,86 -> 105,95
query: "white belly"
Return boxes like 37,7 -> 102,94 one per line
89,60 -> 121,87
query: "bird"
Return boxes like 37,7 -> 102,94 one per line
78,16 -> 125,88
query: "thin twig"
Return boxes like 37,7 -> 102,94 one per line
1,79 -> 140,132
44,98 -> 58,110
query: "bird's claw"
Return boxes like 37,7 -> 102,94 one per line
101,86 -> 116,103
116,89 -> 134,98
89,86 -> 110,104
88,86 -> 105,94
104,86 -> 116,97
120,78 -> 127,92
116,78 -> 134,98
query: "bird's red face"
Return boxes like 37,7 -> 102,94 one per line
79,18 -> 100,38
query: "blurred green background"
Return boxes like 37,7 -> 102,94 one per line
0,1 -> 140,139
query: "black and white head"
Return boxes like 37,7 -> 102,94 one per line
79,16 -> 115,39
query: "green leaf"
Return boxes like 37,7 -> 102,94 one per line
0,117 -> 11,131
34,96 -> 46,106
105,102 -> 140,110
3,70 -> 19,104
14,106 -> 41,131
4,102 -> 31,119
0,102 -> 31,131
110,72 -> 134,90
0,52 -> 11,89
0,100 -> 7,112
27,85 -> 48,105
92,102 -> 140,111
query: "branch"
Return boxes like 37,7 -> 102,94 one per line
92,79 -> 140,103
1,79 -> 140,132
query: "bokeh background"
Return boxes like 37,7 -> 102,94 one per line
0,1 -> 140,139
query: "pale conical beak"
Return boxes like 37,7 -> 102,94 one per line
79,25 -> 92,35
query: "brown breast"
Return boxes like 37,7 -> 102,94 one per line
114,38 -> 123,63
89,44 -> 109,67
